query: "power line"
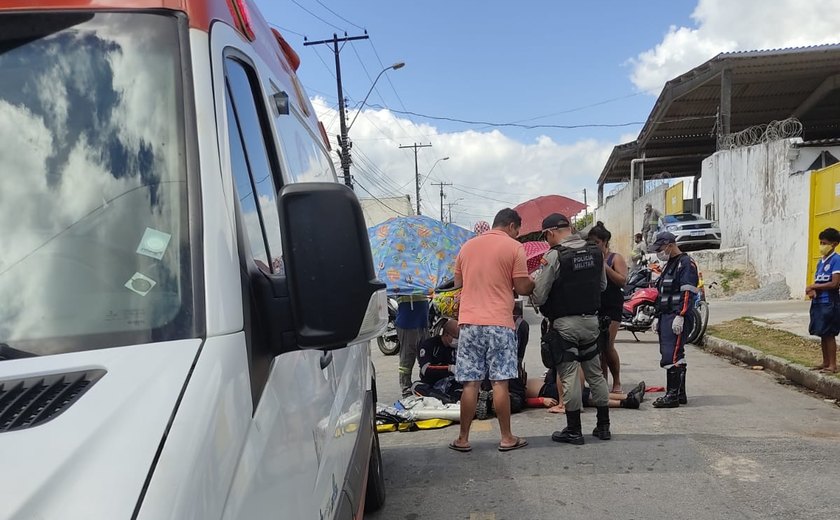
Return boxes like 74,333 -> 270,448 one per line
428,178 -> 586,199
353,145 -> 407,194
507,92 -> 645,124
449,185 -> 517,205
399,143 -> 432,215
368,39 -> 410,117
290,0 -> 345,31
268,22 -> 306,38
313,0 -> 366,31
309,45 -> 338,80
304,32 -> 370,187
350,41 -> 388,113
354,180 -> 408,216
366,104 -> 645,129
353,156 -> 404,197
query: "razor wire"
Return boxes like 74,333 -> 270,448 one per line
717,117 -> 803,149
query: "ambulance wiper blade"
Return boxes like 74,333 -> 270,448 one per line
0,342 -> 37,361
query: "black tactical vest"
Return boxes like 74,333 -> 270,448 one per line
657,253 -> 686,313
539,243 -> 603,320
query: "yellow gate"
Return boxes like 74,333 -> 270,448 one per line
809,163 -> 840,286
665,181 -> 684,215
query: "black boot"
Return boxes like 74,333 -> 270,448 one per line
652,368 -> 681,408
626,381 -> 646,403
620,395 -> 640,409
552,410 -> 584,445
678,367 -> 687,405
592,406 -> 611,440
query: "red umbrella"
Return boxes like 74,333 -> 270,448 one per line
514,195 -> 587,236
523,241 -> 550,273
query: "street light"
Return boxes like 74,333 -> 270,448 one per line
425,156 -> 449,184
347,62 -> 405,131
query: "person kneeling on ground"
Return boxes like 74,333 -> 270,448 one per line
525,368 -> 645,411
412,319 -> 462,404
474,305 -> 532,419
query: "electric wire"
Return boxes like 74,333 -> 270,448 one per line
289,0 -> 345,32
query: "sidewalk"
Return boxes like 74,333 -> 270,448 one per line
709,299 -> 811,337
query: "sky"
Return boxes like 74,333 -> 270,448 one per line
254,0 -> 840,227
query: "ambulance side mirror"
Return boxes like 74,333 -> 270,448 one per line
276,183 -> 387,349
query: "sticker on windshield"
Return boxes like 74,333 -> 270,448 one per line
125,272 -> 157,296
136,228 -> 172,260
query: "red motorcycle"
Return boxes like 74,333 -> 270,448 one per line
621,284 -> 706,343
621,286 -> 660,341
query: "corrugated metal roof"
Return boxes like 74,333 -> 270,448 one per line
599,43 -> 840,185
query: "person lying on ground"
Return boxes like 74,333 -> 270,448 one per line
525,368 -> 646,412
475,362 -> 528,419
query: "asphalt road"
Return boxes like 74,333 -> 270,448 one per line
369,301 -> 840,520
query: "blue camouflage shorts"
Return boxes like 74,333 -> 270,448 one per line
455,325 -> 518,382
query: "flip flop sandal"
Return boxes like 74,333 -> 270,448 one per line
448,441 -> 471,453
498,437 -> 528,452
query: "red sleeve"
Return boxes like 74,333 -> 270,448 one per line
455,251 -> 463,278
525,397 -> 545,408
512,244 -> 529,278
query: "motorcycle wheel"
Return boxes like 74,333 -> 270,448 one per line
686,306 -> 706,344
697,300 -> 710,342
377,319 -> 400,355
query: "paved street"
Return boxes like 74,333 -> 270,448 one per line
369,302 -> 840,520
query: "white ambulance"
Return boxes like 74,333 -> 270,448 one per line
0,1 -> 388,518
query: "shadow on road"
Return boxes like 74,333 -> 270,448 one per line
684,395 -> 752,407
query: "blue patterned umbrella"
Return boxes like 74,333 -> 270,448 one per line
368,215 -> 474,296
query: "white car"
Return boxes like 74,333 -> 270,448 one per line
658,213 -> 722,251
0,2 -> 388,519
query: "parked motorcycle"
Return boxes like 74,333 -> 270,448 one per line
623,257 -> 660,298
376,281 -> 456,356
377,296 -> 401,355
621,270 -> 709,344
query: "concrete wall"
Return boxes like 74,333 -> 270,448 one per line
594,183 -> 633,257
360,195 -> 415,228
689,247 -> 749,273
594,183 -> 667,258
701,138 -> 813,296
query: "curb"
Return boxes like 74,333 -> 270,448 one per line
700,335 -> 840,400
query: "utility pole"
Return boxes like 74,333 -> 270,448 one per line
431,181 -> 452,221
583,188 -> 588,219
399,143 -> 431,215
304,32 -> 369,189
446,203 -> 456,224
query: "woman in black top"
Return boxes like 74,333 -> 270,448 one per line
589,222 -> 628,393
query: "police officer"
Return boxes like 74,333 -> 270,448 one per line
650,232 -> 699,408
532,214 -> 611,444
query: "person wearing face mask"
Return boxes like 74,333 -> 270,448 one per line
650,232 -> 699,408
531,213 -> 611,445
806,227 -> 840,373
418,319 -> 460,385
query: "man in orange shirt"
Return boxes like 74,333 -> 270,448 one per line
448,209 -> 535,453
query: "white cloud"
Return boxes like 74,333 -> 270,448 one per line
312,98 -> 614,226
630,0 -> 840,94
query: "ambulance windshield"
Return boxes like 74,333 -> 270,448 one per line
0,12 -> 198,356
